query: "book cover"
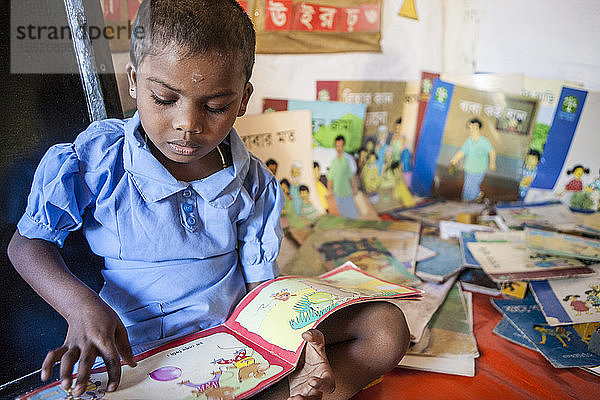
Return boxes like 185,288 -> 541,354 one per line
415,235 -> 463,283
18,263 -> 421,400
314,237 -> 418,286
529,266 -> 600,326
492,317 -> 538,351
491,294 -> 600,368
314,80 -> 421,212
262,98 -> 380,219
399,284 -> 477,377
315,80 -> 416,139
458,267 -> 500,296
393,199 -> 485,226
413,72 -> 440,160
391,276 -> 457,344
412,79 -> 538,202
525,228 -> 600,262
496,201 -> 583,231
529,88 -> 600,212
234,110 -> 325,230
283,216 -> 422,277
467,241 -> 597,282
459,230 -> 525,268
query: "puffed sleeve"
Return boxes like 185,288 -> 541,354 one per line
16,144 -> 94,247
237,177 -> 285,283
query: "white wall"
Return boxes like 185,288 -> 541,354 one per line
247,0 -> 600,114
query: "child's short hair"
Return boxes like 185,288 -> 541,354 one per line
299,185 -> 309,192
130,0 -> 256,82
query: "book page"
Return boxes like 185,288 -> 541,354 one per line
226,263 -> 421,363
20,326 -> 290,400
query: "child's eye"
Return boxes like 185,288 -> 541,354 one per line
151,92 -> 176,106
205,104 -> 231,114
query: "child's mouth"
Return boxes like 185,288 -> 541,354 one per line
168,140 -> 201,156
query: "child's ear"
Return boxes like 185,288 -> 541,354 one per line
126,62 -> 137,99
237,82 -> 254,117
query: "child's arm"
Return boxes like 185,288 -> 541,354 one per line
7,231 -> 136,396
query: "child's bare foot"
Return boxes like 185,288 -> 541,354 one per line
288,329 -> 335,400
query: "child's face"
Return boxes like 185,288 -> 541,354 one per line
128,45 -> 252,167
300,190 -> 309,201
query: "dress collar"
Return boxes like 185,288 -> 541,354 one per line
123,112 -> 250,207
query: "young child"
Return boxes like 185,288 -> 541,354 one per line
7,1 -> 410,399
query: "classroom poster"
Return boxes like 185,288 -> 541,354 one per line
248,0 -> 383,53
412,79 -> 538,202
234,110 -> 324,230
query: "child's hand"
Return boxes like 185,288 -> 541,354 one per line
288,329 -> 335,400
40,298 -> 136,396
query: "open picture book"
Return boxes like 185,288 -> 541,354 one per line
20,262 -> 422,400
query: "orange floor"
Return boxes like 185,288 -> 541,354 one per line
352,292 -> 599,400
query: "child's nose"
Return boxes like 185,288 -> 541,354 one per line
173,106 -> 203,134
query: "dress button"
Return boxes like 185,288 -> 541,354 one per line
187,217 -> 197,226
183,204 -> 194,213
182,189 -> 192,198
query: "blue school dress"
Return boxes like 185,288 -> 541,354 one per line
17,112 -> 284,352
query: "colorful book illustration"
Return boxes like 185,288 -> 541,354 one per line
467,241 -> 597,282
529,88 -> 600,212
18,263 -> 422,400
314,80 -> 420,212
262,98 -> 379,219
529,266 -> 600,326
415,235 -> 463,283
496,201 -> 583,231
525,228 -> 600,262
283,216 -> 422,278
234,110 -> 324,230
412,79 -> 538,202
399,284 -> 478,377
491,295 -> 600,368
459,230 -> 525,268
439,74 -> 581,199
315,237 -> 417,285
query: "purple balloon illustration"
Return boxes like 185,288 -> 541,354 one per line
149,366 -> 182,381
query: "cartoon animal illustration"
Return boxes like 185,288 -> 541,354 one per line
534,325 -> 572,347
213,349 -> 271,383
203,385 -> 236,400
562,294 -> 591,315
179,371 -> 224,396
585,288 -> 600,312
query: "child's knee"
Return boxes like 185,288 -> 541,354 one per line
363,302 -> 410,368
